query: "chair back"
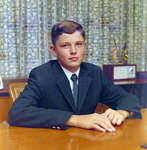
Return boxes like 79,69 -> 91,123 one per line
8,82 -> 27,103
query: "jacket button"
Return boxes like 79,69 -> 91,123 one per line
57,127 -> 60,130
52,126 -> 56,129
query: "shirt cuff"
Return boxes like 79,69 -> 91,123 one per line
129,112 -> 134,116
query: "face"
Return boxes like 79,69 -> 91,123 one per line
50,31 -> 86,73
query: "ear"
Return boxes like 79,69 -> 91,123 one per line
50,45 -> 57,57
84,42 -> 86,51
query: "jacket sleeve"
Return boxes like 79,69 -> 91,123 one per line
8,68 -> 73,130
99,68 -> 142,119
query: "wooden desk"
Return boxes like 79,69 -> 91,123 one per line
0,96 -> 12,123
112,79 -> 147,108
0,109 -> 146,150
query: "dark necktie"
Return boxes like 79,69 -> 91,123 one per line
71,74 -> 78,107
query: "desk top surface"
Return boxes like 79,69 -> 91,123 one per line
0,109 -> 147,150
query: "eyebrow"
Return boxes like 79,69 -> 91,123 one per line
61,41 -> 84,44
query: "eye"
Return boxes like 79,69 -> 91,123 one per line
61,44 -> 68,48
77,43 -> 82,46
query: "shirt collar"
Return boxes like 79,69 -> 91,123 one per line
61,67 -> 80,81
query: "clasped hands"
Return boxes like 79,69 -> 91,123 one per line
66,108 -> 130,132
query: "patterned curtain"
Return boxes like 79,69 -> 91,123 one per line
0,0 -> 147,77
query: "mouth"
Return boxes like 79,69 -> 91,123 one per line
69,57 -> 79,61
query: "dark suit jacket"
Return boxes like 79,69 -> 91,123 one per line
8,60 -> 142,130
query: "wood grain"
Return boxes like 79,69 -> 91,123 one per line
0,109 -> 146,150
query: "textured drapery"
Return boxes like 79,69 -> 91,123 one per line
0,0 -> 147,77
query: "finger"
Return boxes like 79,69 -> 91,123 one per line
103,108 -> 115,118
109,113 -> 120,125
99,114 -> 116,131
98,121 -> 116,132
110,112 -> 124,125
103,110 -> 110,117
107,113 -> 115,122
92,124 -> 106,132
116,117 -> 124,125
92,113 -> 116,132
111,115 -> 118,125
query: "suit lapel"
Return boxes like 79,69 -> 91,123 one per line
77,66 -> 92,114
52,61 -> 92,114
52,61 -> 77,113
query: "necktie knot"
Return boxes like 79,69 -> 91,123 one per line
71,74 -> 78,82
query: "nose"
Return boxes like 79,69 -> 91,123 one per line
70,45 -> 77,54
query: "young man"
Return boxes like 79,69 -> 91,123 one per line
8,20 -> 142,132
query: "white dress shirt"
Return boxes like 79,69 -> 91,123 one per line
61,67 -> 80,94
